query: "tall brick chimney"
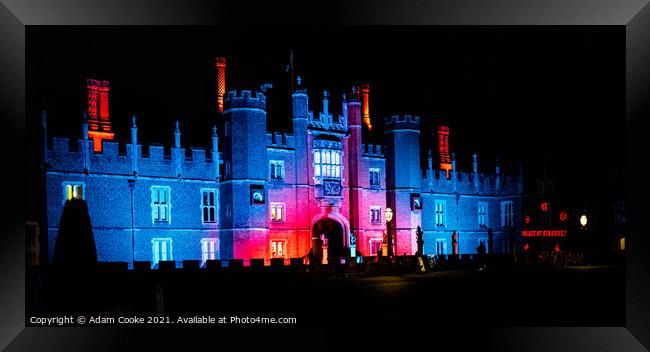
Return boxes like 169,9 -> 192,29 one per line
361,83 -> 371,130
215,57 -> 227,114
86,78 -> 114,152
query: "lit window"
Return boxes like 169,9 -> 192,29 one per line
201,238 -> 218,266
271,240 -> 285,258
370,206 -> 382,224
201,189 -> 217,224
369,168 -> 380,186
436,239 -> 447,255
313,148 -> 342,184
152,238 -> 172,268
269,160 -> 285,181
151,186 -> 171,223
435,200 -> 446,226
369,239 -> 382,256
62,182 -> 85,203
270,203 -> 285,223
478,202 -> 488,228
501,201 -> 514,228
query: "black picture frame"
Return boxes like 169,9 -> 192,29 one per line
2,0 -> 649,350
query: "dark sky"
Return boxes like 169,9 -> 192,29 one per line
27,26 -> 625,197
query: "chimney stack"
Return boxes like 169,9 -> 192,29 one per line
361,83 -> 372,130
86,78 -> 114,152
215,57 -> 227,114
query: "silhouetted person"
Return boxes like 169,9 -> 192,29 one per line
476,240 -> 486,271
487,228 -> 494,255
53,199 -> 97,269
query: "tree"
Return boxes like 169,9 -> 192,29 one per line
52,199 -> 97,268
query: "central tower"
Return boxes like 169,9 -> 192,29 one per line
384,115 -> 422,255
220,90 -> 269,260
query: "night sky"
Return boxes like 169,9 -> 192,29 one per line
26,26 -> 625,198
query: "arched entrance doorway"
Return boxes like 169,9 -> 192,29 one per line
312,218 -> 345,259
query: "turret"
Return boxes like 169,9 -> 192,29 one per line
172,120 -> 182,177
473,153 -> 479,193
292,77 -> 309,185
346,86 -> 361,127
130,115 -> 138,175
451,151 -> 457,193
174,120 -> 181,148
347,87 -> 365,241
221,90 -> 268,260
384,114 -> 422,255
212,124 -> 220,180
322,90 -> 329,120
81,112 -> 91,172
496,157 -> 501,192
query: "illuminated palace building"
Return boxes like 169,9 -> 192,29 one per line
43,58 -> 524,267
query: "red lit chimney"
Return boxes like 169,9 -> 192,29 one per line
361,83 -> 372,130
86,79 -> 114,152
215,57 -> 227,113
437,125 -> 452,178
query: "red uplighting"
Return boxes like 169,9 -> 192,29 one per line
559,212 -> 568,222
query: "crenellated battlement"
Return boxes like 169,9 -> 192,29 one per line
362,143 -> 384,157
384,115 -> 421,131
266,132 -> 296,151
224,90 -> 266,110
421,169 -> 522,195
292,88 -> 308,97
46,137 -> 219,179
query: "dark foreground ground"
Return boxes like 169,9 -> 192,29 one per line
27,263 -> 624,327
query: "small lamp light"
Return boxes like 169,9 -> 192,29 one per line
579,214 -> 588,227
385,207 -> 393,223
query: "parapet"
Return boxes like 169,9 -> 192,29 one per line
224,90 -> 266,110
292,88 -> 308,97
384,115 -> 421,131
362,143 -> 384,157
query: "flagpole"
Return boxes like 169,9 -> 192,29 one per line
290,49 -> 294,91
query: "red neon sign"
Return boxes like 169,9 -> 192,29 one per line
524,215 -> 531,224
541,202 -> 549,212
523,243 -> 530,251
521,230 -> 567,237
559,212 -> 568,222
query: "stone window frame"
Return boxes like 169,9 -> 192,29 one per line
369,168 -> 381,187
270,202 -> 286,223
200,188 -> 218,224
478,201 -> 488,228
435,200 -> 446,227
151,185 -> 171,224
151,237 -> 173,268
370,205 -> 382,224
200,238 -> 218,266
